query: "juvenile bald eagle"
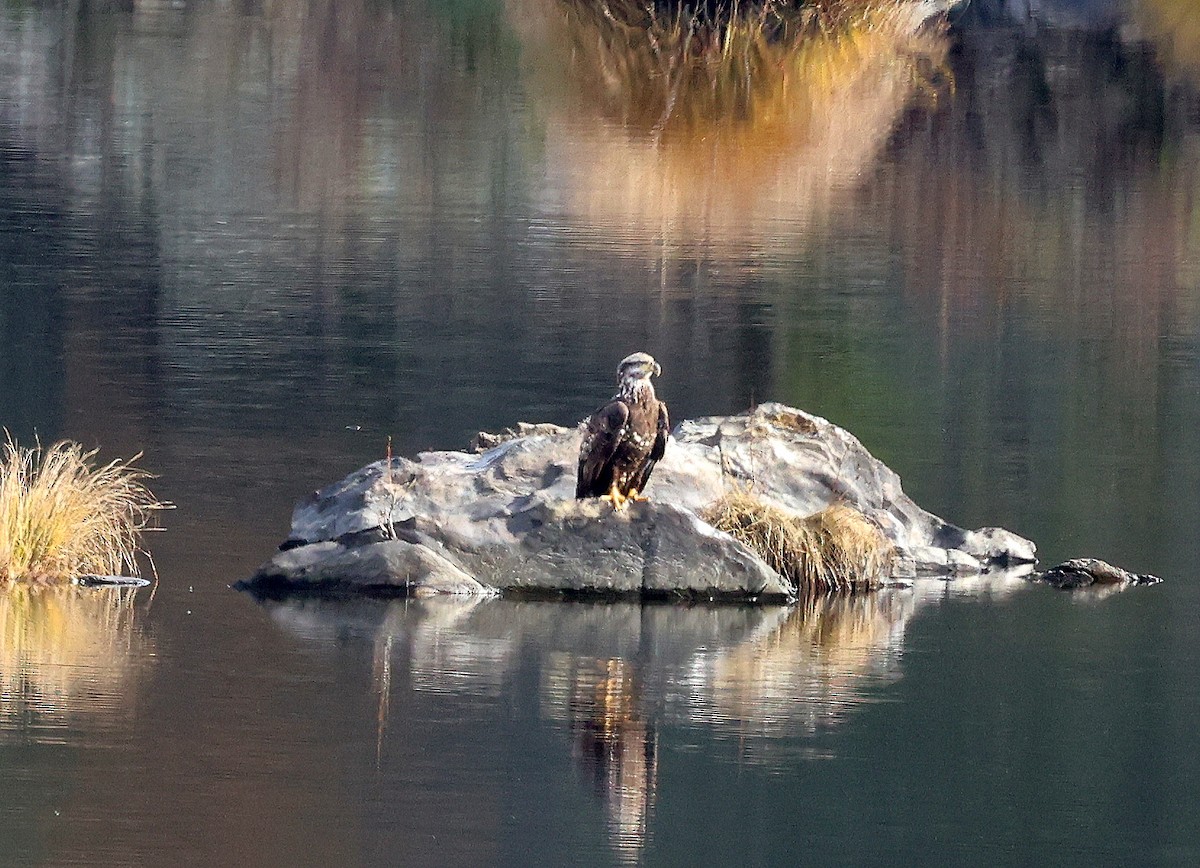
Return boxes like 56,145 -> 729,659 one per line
576,352 -> 669,509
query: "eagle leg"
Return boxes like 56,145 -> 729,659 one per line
600,482 -> 627,510
627,489 -> 649,502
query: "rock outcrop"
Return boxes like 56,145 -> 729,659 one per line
240,403 -> 1037,600
1037,558 -> 1162,591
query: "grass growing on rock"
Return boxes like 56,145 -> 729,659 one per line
705,490 -> 894,594
0,437 -> 165,585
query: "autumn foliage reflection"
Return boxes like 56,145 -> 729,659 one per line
510,0 -> 949,247
1136,0 -> 1200,82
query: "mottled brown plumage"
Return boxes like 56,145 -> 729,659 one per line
576,353 -> 669,508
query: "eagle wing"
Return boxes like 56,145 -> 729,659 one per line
650,400 -> 669,461
631,400 -> 669,494
576,399 -> 630,498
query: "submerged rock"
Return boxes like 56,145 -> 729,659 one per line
1037,558 -> 1162,591
241,403 -> 1037,600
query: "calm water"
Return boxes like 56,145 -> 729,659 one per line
2,1 -> 1199,864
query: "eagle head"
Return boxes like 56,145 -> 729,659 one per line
617,352 -> 661,382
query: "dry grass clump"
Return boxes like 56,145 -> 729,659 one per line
705,490 -> 894,594
0,436 -> 166,585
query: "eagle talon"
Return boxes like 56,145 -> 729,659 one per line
627,489 -> 649,503
601,484 -> 627,510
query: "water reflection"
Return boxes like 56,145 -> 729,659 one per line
2,1 -> 1200,862
701,592 -> 914,746
510,0 -> 949,251
259,576 -> 1030,861
837,19 -> 1200,556
545,656 -> 657,863
7,0 -> 1199,515
1135,0 -> 1200,82
0,585 -> 150,743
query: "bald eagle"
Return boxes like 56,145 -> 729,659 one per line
576,352 -> 669,509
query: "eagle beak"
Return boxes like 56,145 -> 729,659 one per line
652,362 -> 661,378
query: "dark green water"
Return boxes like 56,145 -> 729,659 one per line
2,1 -> 1198,865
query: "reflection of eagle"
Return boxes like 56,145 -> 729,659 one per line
576,352 -> 669,509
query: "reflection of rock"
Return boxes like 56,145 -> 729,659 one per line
1037,558 -> 1162,591
258,576 -> 1029,743
244,404 -> 1036,598
256,576 -> 1030,854
0,586 -> 149,740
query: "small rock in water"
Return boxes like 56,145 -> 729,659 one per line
75,575 -> 151,588
1037,558 -> 1162,590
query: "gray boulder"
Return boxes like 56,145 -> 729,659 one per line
242,403 -> 1037,599
250,538 -> 493,597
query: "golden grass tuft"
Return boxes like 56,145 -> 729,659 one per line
704,490 -> 894,594
0,436 -> 166,585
